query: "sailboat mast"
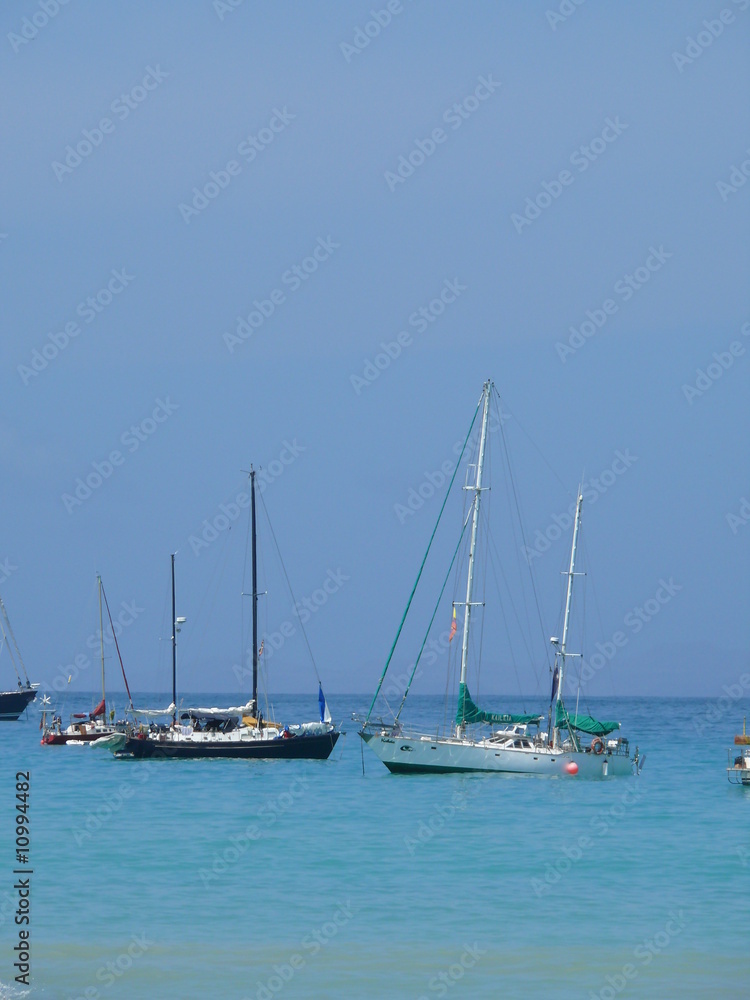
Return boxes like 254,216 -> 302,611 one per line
456,380 -> 491,736
553,492 -> 583,747
171,554 -> 177,725
250,468 -> 259,711
97,575 -> 106,710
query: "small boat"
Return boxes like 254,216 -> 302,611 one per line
116,467 -> 340,761
42,576 -> 134,745
727,720 -> 750,785
90,732 -> 128,751
0,592 -> 38,720
359,379 -> 639,778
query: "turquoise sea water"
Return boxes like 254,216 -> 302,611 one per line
2,693 -> 749,999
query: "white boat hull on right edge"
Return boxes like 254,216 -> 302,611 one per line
360,730 -> 636,778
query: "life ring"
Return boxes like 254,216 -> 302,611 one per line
591,737 -> 604,755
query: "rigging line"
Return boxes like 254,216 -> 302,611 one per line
485,530 -> 531,711
495,388 -> 552,673
442,492 -> 471,733
100,581 -> 135,713
443,629 -> 457,736
365,400 -> 481,725
580,533 -> 617,704
474,506 -> 489,700
241,473 -> 253,684
493,384 -> 572,500
474,440 -> 492,701
256,487 -> 322,685
496,423 -> 544,681
394,505 -> 473,722
0,594 -> 29,684
0,620 -> 20,685
484,479 -> 544,695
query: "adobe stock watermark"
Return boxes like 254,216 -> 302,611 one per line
393,403 -> 510,524
672,2 -> 748,73
415,944 -> 486,1000
68,933 -> 152,1000
682,320 -> 749,403
562,578 -> 682,695
546,0 -> 587,31
213,0 -> 245,20
511,116 -> 628,234
350,278 -> 466,394
188,440 -> 305,555
340,1 -> 414,62
232,569 -> 349,685
18,268 -> 135,386
555,246 -> 671,362
243,901 -> 355,1000
61,397 -> 178,513
532,780 -> 647,897
52,67 -> 169,181
589,910 -> 690,1000
383,627 -> 452,700
716,146 -> 750,201
73,762 -> 155,846
692,671 -> 750,737
199,775 -> 311,887
384,75 -> 500,192
0,558 -> 18,585
404,778 -> 488,856
522,450 -> 637,564
726,496 -> 750,535
7,0 -> 72,54
43,598 -> 145,693
222,237 -> 339,353
179,107 -> 295,223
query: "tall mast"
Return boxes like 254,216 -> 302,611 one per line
171,553 -> 177,725
250,468 -> 259,711
456,379 -> 491,736
97,575 -> 106,709
552,491 -> 583,748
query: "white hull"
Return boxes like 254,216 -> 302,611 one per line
360,731 -> 634,778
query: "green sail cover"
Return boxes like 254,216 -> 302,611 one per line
555,702 -> 620,737
456,684 -> 541,727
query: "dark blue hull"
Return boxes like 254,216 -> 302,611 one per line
118,729 -> 340,760
0,687 -> 37,721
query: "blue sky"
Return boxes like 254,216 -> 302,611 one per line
0,0 -> 747,705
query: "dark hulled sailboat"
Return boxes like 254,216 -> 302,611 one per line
0,593 -> 37,721
115,467 -> 340,760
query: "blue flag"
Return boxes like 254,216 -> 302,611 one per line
318,684 -> 331,724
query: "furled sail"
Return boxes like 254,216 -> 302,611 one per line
555,702 -> 620,736
456,683 -> 542,727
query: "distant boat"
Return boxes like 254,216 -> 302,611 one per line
116,466 -> 340,760
0,592 -> 38,720
359,379 -> 639,778
727,719 -> 750,785
41,576 -> 134,745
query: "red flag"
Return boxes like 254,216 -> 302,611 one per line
449,607 -> 457,642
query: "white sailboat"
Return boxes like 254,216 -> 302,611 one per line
359,380 -> 639,778
42,576 -> 134,744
